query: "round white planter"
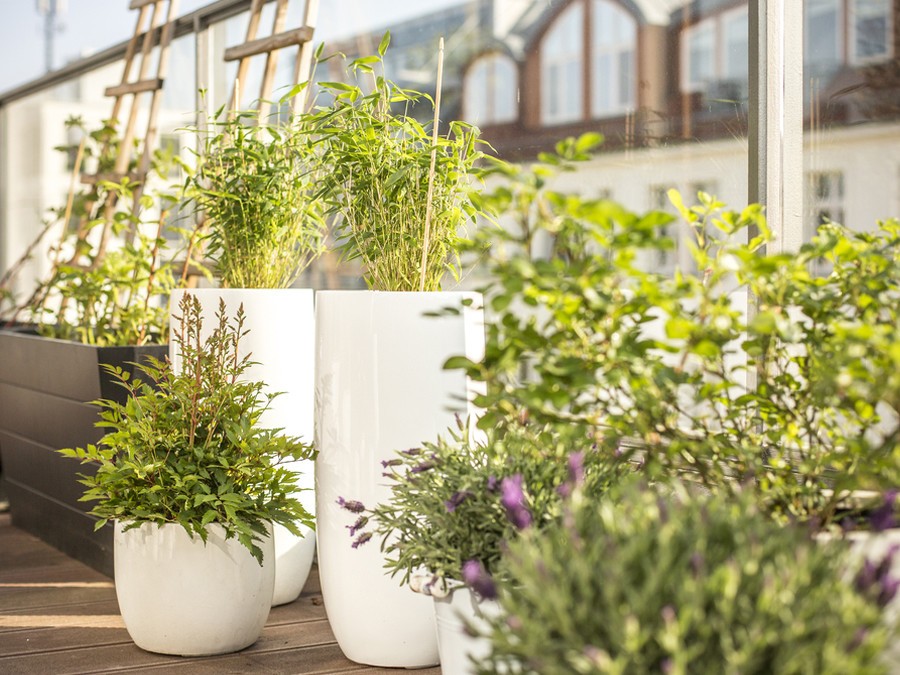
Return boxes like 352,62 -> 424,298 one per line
315,290 -> 485,667
114,521 -> 274,656
169,288 -> 316,607
434,585 -> 500,675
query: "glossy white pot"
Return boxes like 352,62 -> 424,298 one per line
114,521 -> 274,656
434,585 -> 500,675
315,291 -> 485,667
169,288 -> 315,606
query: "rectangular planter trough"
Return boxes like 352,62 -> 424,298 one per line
0,328 -> 166,576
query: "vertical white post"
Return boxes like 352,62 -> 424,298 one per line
749,0 -> 804,253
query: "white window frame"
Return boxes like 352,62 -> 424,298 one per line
541,2 -> 585,125
849,0 -> 893,64
804,0 -> 843,64
721,6 -> 750,82
465,52 -> 518,126
590,0 -> 637,118
681,17 -> 717,93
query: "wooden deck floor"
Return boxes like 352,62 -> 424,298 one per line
0,513 -> 441,674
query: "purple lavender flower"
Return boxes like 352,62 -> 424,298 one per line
351,532 -> 372,549
567,451 -> 585,487
486,475 -> 499,492
337,497 -> 365,514
869,490 -> 898,532
878,574 -> 900,607
500,474 -> 532,530
401,448 -> 422,457
855,559 -> 878,594
381,458 -> 403,469
444,490 -> 472,513
411,462 -> 434,473
690,551 -> 704,577
347,515 -> 368,537
462,559 -> 497,600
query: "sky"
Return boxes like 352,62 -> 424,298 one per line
0,0 -> 464,95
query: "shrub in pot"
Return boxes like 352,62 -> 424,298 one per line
60,294 -> 314,655
308,34 -> 488,667
477,480 -> 897,674
176,92 -> 327,605
0,120 -> 182,572
341,420 -> 628,674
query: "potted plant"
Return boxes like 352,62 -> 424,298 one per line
338,420 -> 628,675
173,91 -> 327,605
309,35 -> 488,667
59,294 -> 315,656
0,119 -> 181,573
476,480 -> 897,674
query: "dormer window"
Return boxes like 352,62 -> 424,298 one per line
591,0 -> 637,116
464,52 -> 518,125
539,0 -> 638,126
681,7 -> 748,94
541,2 -> 584,125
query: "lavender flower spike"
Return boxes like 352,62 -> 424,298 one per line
501,474 -> 532,530
352,532 -> 373,549
462,559 -> 498,600
337,497 -> 366,514
568,451 -> 585,487
444,490 -> 471,513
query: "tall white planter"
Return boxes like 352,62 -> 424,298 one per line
315,290 -> 485,667
114,521 -> 274,655
169,288 -> 316,606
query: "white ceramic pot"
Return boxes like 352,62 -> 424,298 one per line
169,288 -> 316,606
434,585 -> 500,675
114,521 -> 274,655
315,290 -> 485,667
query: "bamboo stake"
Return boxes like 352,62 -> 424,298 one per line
418,37 -> 444,292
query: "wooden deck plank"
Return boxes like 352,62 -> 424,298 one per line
0,513 -> 441,674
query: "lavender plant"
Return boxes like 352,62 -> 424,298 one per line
337,420 -> 628,593
478,481 -> 897,674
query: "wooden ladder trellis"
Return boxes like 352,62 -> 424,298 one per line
224,0 -> 319,118
83,0 -> 181,261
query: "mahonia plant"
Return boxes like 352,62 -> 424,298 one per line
59,294 -> 315,563
479,481 -> 896,675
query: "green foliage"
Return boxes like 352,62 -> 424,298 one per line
479,482 -> 894,675
59,293 -> 315,564
5,116 -> 184,345
452,138 -> 900,525
347,421 -> 628,589
190,97 -> 326,288
309,34 -> 487,291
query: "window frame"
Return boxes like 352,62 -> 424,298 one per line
589,0 -> 637,118
849,0 -> 894,64
540,1 -> 586,126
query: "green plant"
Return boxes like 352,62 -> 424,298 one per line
2,116 -> 185,345
59,293 -> 315,563
190,96 -> 326,288
478,481 -> 896,674
310,34 -> 486,291
338,420 -> 628,592
451,138 -> 900,526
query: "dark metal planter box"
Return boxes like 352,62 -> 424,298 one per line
0,328 -> 166,576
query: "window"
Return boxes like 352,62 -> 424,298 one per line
591,0 -> 636,117
541,2 -> 585,125
464,53 -> 518,125
851,0 -> 891,62
805,0 -> 842,65
682,19 -> 716,93
723,8 -> 749,82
